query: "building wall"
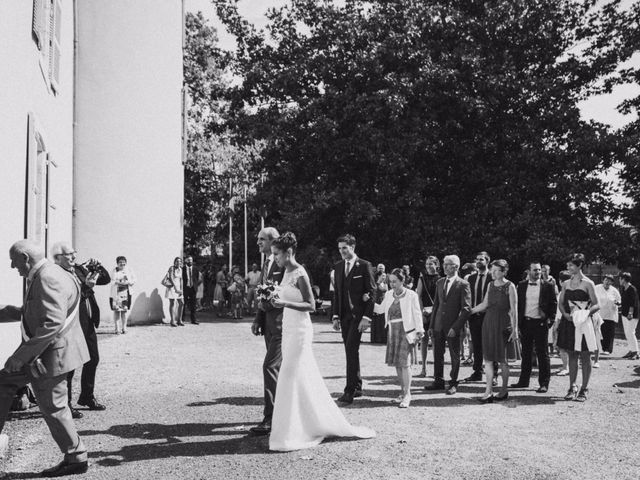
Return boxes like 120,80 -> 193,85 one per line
0,0 -> 75,361
74,0 -> 184,324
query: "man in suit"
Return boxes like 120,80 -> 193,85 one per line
250,227 -> 284,435
331,234 -> 376,405
464,251 -> 492,382
182,255 -> 202,325
511,262 -> 558,392
426,255 -> 471,395
0,240 -> 89,477
51,241 -> 110,418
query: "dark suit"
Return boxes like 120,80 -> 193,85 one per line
332,257 -> 375,394
429,276 -> 471,386
0,261 -> 89,462
516,280 -> 558,387
66,263 -> 110,403
182,264 -> 202,323
254,257 -> 284,421
467,271 -> 492,375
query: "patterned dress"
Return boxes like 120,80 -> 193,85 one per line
385,296 -> 416,367
481,281 -> 512,363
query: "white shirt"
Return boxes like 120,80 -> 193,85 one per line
344,255 -> 358,277
246,270 -> 261,287
444,274 -> 458,295
595,284 -> 621,321
525,280 -> 542,319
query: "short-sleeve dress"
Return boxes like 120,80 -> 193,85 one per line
385,297 -> 416,367
165,266 -> 183,299
482,281 -> 512,363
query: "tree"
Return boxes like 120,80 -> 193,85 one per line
214,0 -> 636,279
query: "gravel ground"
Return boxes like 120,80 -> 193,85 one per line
1,312 -> 639,479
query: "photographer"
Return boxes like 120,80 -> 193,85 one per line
51,242 -> 110,417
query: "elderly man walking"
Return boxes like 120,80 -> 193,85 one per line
0,240 -> 89,477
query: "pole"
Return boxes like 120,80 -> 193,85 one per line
228,178 -> 233,271
244,184 -> 248,276
260,173 -> 265,266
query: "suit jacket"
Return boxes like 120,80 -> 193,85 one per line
517,280 -> 558,327
13,261 -> 90,377
182,265 -> 201,290
467,271 -> 492,309
74,263 -> 111,328
429,276 -> 471,333
254,257 -> 285,333
332,257 -> 375,321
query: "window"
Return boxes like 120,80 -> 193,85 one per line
49,0 -> 62,93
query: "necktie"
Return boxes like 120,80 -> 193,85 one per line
529,282 -> 537,286
444,278 -> 449,296
262,259 -> 270,283
475,274 -> 484,306
345,261 -> 351,277
187,266 -> 192,287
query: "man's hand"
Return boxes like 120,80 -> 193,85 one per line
0,305 -> 22,323
4,356 -> 24,374
427,328 -> 433,338
251,322 -> 263,336
362,293 -> 370,302
358,317 -> 371,333
332,316 -> 341,331
447,328 -> 456,337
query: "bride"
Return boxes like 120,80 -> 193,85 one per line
268,232 -> 376,451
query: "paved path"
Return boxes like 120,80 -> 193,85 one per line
1,313 -> 639,479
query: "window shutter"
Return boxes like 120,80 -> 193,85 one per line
49,0 -> 62,92
32,0 -> 47,50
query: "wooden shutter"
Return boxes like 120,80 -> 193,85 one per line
32,0 -> 47,50
49,0 -> 62,92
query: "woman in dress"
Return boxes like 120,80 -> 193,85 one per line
214,264 -> 229,317
374,268 -> 423,408
469,259 -> 518,403
268,232 -> 375,451
557,253 -> 600,401
110,255 -> 136,334
165,257 -> 184,327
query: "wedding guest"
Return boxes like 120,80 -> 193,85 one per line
229,273 -> 246,319
246,263 -> 262,315
553,270 -> 571,376
618,272 -> 639,360
542,264 -> 559,295
464,252 -> 492,382
165,257 -> 184,327
402,265 -> 414,289
182,256 -> 201,325
374,264 -> 389,298
557,254 -> 600,401
371,263 -> 389,344
110,256 -> 136,334
416,256 -> 440,378
461,262 -> 478,279
425,255 -> 471,395
511,262 -> 557,393
594,274 -> 621,355
196,280 -> 204,311
469,259 -> 518,402
214,264 -> 229,317
374,268 -> 424,407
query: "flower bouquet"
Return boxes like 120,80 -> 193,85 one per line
256,280 -> 281,311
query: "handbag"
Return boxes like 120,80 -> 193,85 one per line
503,325 -> 513,343
161,271 -> 173,288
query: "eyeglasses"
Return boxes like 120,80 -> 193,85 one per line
60,251 -> 77,257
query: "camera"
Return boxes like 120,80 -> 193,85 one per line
82,258 -> 103,273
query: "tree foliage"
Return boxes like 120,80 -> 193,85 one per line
209,0 -> 638,277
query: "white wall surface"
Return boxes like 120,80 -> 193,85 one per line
74,0 -> 184,324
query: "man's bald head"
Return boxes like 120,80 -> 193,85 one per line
10,239 -> 45,277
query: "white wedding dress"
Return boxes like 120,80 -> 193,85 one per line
269,267 -> 376,451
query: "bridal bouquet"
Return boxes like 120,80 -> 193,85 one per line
257,280 -> 281,311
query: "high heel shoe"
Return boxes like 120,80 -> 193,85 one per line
494,392 -> 509,401
478,395 -> 494,404
398,395 -> 411,408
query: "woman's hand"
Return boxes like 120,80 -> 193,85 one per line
176,290 -> 182,295
509,331 -> 518,342
416,331 -> 425,341
362,293 -> 370,302
271,297 -> 286,308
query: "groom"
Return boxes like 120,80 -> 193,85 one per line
250,227 -> 284,435
332,234 -> 376,405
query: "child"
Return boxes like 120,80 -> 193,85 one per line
228,273 -> 246,320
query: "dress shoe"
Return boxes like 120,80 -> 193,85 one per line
353,390 -> 363,398
337,393 -> 354,404
191,320 -> 199,325
177,321 -> 185,326
464,373 -> 483,382
631,353 -> 640,360
445,385 -> 457,395
78,397 -> 106,410
509,382 -> 529,389
69,407 -> 83,419
42,460 -> 88,477
170,322 -> 177,327
249,420 -> 271,436
494,392 -> 509,401
424,382 -> 445,391
536,385 -> 548,394
478,395 -> 494,404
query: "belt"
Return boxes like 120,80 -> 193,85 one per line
388,318 -> 404,323
525,316 -> 542,321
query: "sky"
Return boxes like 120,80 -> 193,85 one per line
185,0 -> 639,130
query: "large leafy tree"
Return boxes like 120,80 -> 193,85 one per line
212,0 -> 636,278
